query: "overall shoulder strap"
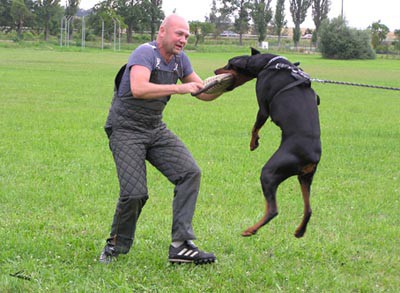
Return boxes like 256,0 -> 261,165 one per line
114,64 -> 127,91
173,54 -> 184,79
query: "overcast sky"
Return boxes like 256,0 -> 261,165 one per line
79,0 -> 399,31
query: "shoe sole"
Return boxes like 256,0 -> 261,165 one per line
99,257 -> 117,264
99,252 -> 118,264
169,258 -> 216,265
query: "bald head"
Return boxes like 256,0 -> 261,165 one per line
160,14 -> 189,32
156,14 -> 190,60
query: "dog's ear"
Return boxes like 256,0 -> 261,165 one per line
251,47 -> 261,56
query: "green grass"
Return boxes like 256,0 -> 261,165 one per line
1,47 -> 399,292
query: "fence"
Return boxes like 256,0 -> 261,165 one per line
59,16 -> 122,51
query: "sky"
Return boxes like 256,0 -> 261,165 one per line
78,0 -> 399,31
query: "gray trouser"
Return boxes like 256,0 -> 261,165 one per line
108,121 -> 201,254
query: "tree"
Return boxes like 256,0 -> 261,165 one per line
234,0 -> 252,45
209,0 -> 231,37
10,0 -> 33,39
220,0 -> 252,45
312,0 -> 330,46
65,0 -> 80,41
289,0 -> 312,48
124,0 -> 164,42
91,0 -> 163,43
147,0 -> 164,41
115,0 -> 143,43
209,0 -> 218,24
393,29 -> 400,53
251,0 -> 273,46
65,0 -> 79,16
35,0 -> 62,41
189,21 -> 215,47
369,20 -> 389,50
89,0 -> 120,41
319,17 -> 375,59
273,0 -> 287,48
0,0 -> 13,31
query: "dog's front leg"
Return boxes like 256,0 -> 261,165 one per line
250,108 -> 268,151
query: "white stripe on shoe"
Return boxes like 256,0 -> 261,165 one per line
185,250 -> 199,257
176,248 -> 199,258
177,248 -> 188,256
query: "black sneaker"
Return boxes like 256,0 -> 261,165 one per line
168,241 -> 216,265
99,244 -> 119,264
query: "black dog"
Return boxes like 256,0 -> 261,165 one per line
215,48 -> 321,238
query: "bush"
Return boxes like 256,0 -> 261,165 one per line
375,44 -> 390,54
22,31 -> 36,41
132,33 -> 151,43
319,17 -> 375,59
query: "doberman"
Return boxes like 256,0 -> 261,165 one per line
215,48 -> 321,238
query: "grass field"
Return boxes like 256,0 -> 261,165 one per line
1,46 -> 399,292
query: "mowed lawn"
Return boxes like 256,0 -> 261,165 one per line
0,47 -> 399,292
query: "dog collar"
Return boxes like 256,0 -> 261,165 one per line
265,56 -> 288,68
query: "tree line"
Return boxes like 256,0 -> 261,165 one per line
1,0 -> 399,56
0,0 -> 165,42
0,0 -> 331,46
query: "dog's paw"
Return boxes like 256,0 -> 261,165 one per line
241,229 -> 257,237
250,143 -> 259,151
250,139 -> 259,151
250,133 -> 260,151
294,228 -> 306,238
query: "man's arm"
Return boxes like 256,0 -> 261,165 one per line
130,65 -> 204,99
182,72 -> 223,101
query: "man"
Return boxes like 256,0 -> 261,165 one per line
100,14 -> 222,265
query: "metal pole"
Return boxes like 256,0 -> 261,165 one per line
341,0 -> 344,19
66,16 -> 69,47
69,16 -> 73,47
66,16 -> 73,47
60,17 -> 64,47
61,16 -> 68,47
101,18 -> 104,50
65,16 -> 70,47
113,18 -> 116,51
81,16 -> 85,48
116,19 -> 121,51
65,16 -> 68,46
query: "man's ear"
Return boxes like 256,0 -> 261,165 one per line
251,47 -> 261,55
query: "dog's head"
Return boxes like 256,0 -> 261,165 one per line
214,48 -> 261,91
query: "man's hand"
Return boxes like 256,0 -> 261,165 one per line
181,72 -> 223,101
250,128 -> 260,151
177,82 -> 204,95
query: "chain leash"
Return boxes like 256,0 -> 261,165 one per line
311,78 -> 400,91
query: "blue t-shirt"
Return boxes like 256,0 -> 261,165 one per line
118,41 -> 194,97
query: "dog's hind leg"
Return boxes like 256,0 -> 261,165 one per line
294,164 -> 317,238
241,191 -> 279,237
241,153 -> 292,237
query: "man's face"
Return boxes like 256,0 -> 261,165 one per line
161,19 -> 190,55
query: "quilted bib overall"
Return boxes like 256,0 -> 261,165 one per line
104,61 -> 201,254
